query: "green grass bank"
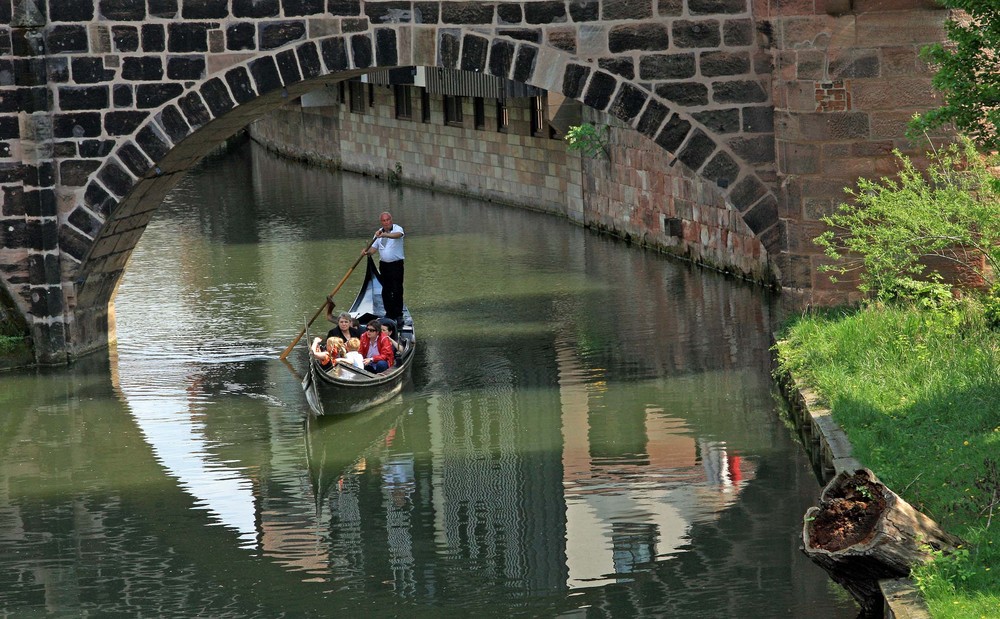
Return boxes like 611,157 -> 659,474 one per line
774,303 -> 999,618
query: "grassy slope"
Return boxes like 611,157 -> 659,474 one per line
775,305 -> 999,619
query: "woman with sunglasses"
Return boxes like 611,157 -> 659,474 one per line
358,319 -> 395,374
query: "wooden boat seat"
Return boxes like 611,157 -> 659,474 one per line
333,359 -> 378,378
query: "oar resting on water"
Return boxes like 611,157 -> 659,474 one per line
279,235 -> 378,361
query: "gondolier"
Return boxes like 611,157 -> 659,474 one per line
364,212 -> 405,327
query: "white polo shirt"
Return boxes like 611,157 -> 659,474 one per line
375,224 -> 405,262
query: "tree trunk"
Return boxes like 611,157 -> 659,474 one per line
802,468 -> 963,617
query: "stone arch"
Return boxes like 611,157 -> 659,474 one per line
69,26 -> 779,332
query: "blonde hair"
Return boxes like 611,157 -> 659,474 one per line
326,337 -> 346,357
346,337 -> 361,352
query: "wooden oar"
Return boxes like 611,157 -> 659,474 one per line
279,234 -> 378,360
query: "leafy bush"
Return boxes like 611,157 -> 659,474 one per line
815,138 -> 1000,301
564,123 -> 609,159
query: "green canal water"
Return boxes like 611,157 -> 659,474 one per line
0,139 -> 856,617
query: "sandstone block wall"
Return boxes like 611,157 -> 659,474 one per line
250,86 -> 771,284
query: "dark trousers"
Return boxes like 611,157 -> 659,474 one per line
380,259 -> 404,319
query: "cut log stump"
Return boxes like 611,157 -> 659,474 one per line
802,468 -> 963,618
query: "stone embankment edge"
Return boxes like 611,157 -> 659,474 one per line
771,342 -> 932,619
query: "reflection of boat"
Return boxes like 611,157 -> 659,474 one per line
303,257 -> 415,415
304,400 -> 411,508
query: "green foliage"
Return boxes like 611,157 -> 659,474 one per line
388,161 -> 403,185
815,138 -> 1000,301
908,1 -> 1000,150
564,123 -> 609,159
984,291 -> 1000,330
0,335 -> 24,355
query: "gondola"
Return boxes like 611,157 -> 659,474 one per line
302,256 -> 415,416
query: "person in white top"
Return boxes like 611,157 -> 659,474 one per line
363,212 -> 405,327
343,337 -> 364,370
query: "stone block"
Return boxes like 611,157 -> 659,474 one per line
609,83 -> 646,122
795,49 -> 826,80
104,111 -> 149,136
156,105 -> 191,142
199,78 -> 234,116
113,84 -> 133,108
583,70 -> 617,110
689,0 -> 746,14
562,63 -> 589,99
639,53 -> 695,80
712,79 -> 767,104
149,0 -> 178,18
78,138 -> 114,157
438,29 -> 460,68
489,39 -> 515,78
276,49 -> 301,84
828,48 -> 880,79
260,20 -> 306,50
702,150 -> 739,187
730,134 -> 775,164
122,57 -> 163,81
723,18 -> 753,46
167,56 -> 206,80
227,23 -> 256,50
329,1 -> 361,16
693,108 -> 739,133
497,3 -> 522,24
58,86 -> 109,111
99,0 -> 146,20
636,99 -> 668,137
461,32 -> 488,71
249,55 -> 283,93
524,1 -> 566,24
513,45 -> 538,84
655,82 -> 708,106
851,77 -> 939,111
46,25 -> 88,54
547,28 -> 577,54
603,0 -> 652,20
69,58 -> 113,84
700,50 -> 751,77
780,141 -> 819,174
168,23 -> 211,53
136,125 -> 170,162
442,2 -> 495,24
135,83 -> 183,109
856,11 -> 945,46
59,159 -> 100,187
51,1 -> 95,22
98,161 -> 134,198
321,36 -> 349,71
140,24 -> 166,52
225,67 -> 257,103
609,23 -> 669,52
598,56 -> 633,79
233,0 -> 281,19
672,19 -> 720,48
284,0 -> 324,17
655,114 -> 691,152
111,26 -> 139,52
292,42 -> 320,81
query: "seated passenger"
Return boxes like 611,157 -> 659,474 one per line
379,318 -> 402,353
328,309 -> 362,342
311,336 -> 346,371
344,337 -> 364,370
359,319 -> 395,374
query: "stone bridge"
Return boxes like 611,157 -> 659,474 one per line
1,0 -> 948,363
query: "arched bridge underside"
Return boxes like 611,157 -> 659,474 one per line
5,0 -> 785,362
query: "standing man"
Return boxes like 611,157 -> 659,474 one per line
365,211 -> 405,327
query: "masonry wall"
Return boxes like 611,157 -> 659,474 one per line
769,1 -> 952,304
584,108 -> 772,284
249,87 -> 773,284
249,87 -> 581,220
